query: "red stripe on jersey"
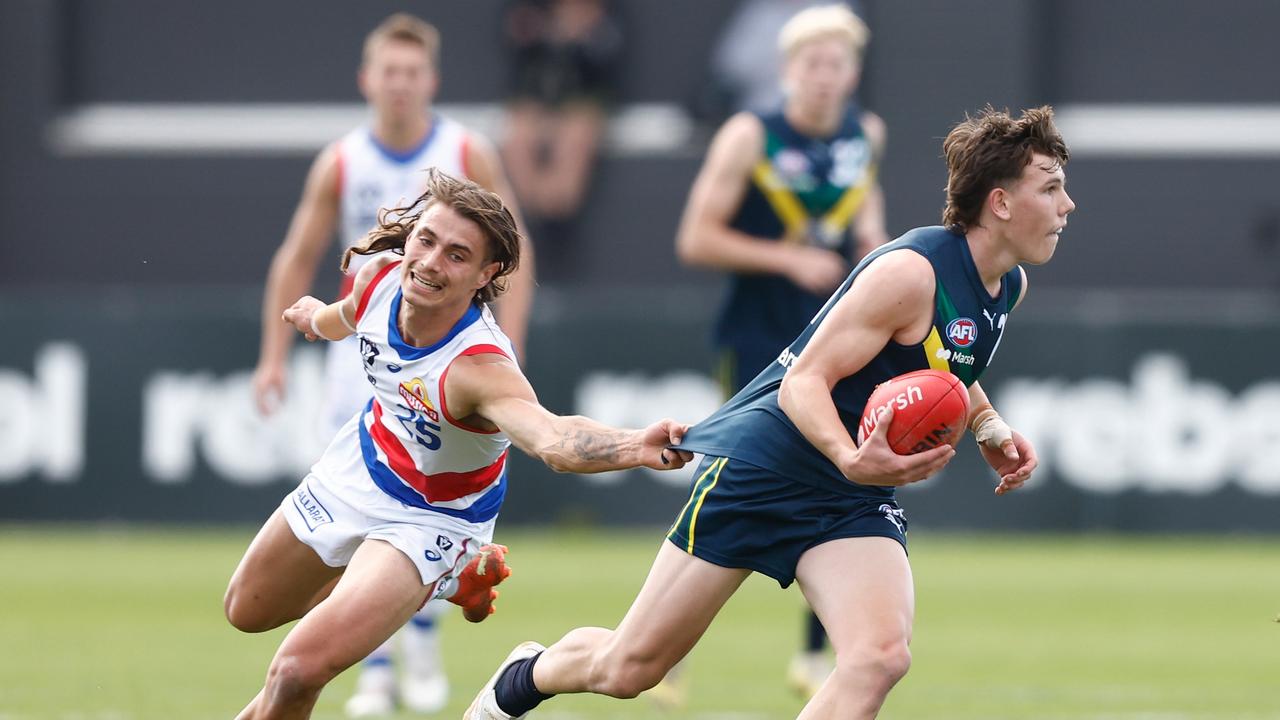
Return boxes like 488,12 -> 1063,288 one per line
337,273 -> 355,301
355,260 -> 401,323
370,400 -> 508,503
438,344 -> 511,434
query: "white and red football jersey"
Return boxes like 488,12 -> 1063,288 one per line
348,259 -> 517,523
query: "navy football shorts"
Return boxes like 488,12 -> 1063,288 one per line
666,455 -> 908,588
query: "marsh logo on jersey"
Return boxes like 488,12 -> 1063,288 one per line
935,346 -> 975,366
946,318 -> 978,348
398,378 -> 440,422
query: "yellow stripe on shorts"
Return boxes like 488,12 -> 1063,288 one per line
669,456 -> 723,538
685,457 -> 728,553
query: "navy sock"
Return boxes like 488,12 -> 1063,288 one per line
493,652 -> 553,717
806,610 -> 828,652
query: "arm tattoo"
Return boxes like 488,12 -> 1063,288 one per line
543,425 -> 636,472
555,429 -> 621,461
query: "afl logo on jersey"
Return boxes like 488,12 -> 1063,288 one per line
946,318 -> 978,348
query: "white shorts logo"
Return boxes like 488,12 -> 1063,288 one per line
292,484 -> 334,531
878,503 -> 906,534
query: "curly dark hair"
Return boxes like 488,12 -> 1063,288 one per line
342,169 -> 522,305
942,105 -> 1070,233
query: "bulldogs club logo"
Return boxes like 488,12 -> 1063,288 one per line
946,317 -> 978,348
398,378 -> 440,422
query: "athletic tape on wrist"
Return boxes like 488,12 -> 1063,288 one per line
971,406 -> 1012,448
310,313 -> 335,342
338,305 -> 357,333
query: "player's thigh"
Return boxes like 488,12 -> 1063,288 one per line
794,536 -> 914,651
226,508 -> 343,624
610,541 -> 750,665
272,538 -> 430,671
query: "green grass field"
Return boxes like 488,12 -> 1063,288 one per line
1,526 -> 1278,720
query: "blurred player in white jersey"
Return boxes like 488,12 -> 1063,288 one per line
225,170 -> 689,720
249,14 -> 535,717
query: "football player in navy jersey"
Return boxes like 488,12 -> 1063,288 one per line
466,106 -> 1072,720
675,3 -> 889,696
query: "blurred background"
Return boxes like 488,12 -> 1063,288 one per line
2,1 -> 1279,718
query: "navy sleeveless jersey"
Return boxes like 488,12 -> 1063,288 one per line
713,104 -> 877,359
681,226 -> 1024,499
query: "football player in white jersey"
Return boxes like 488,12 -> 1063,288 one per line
226,170 -> 691,720
249,14 -> 535,716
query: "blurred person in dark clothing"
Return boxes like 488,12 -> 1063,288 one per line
696,0 -> 861,122
676,2 -> 888,699
500,0 -> 623,278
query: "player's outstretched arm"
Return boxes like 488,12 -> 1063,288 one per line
778,250 -> 954,486
967,381 -> 1037,494
280,253 -> 396,343
253,142 -> 342,413
445,353 -> 692,474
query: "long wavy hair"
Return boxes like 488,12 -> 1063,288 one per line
342,169 -> 521,305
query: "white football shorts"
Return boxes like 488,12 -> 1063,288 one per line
281,414 -> 497,596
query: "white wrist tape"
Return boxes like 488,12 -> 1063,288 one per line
971,407 -> 1012,448
310,313 -> 336,342
338,304 -> 357,333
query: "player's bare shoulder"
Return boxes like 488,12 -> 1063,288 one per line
444,344 -> 531,432
306,141 -> 344,198
348,252 -> 401,301
462,130 -> 503,187
712,112 -> 767,162
844,247 -> 936,342
692,111 -> 766,202
855,247 -> 935,299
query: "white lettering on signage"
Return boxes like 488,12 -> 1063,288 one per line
142,349 -> 327,485
0,343 -> 87,483
997,353 -> 1280,495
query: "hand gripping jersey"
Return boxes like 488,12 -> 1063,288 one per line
679,226 -> 1024,501
351,259 -> 517,523
336,117 -> 472,295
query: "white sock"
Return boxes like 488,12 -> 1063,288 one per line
354,636 -> 397,694
401,600 -> 446,681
